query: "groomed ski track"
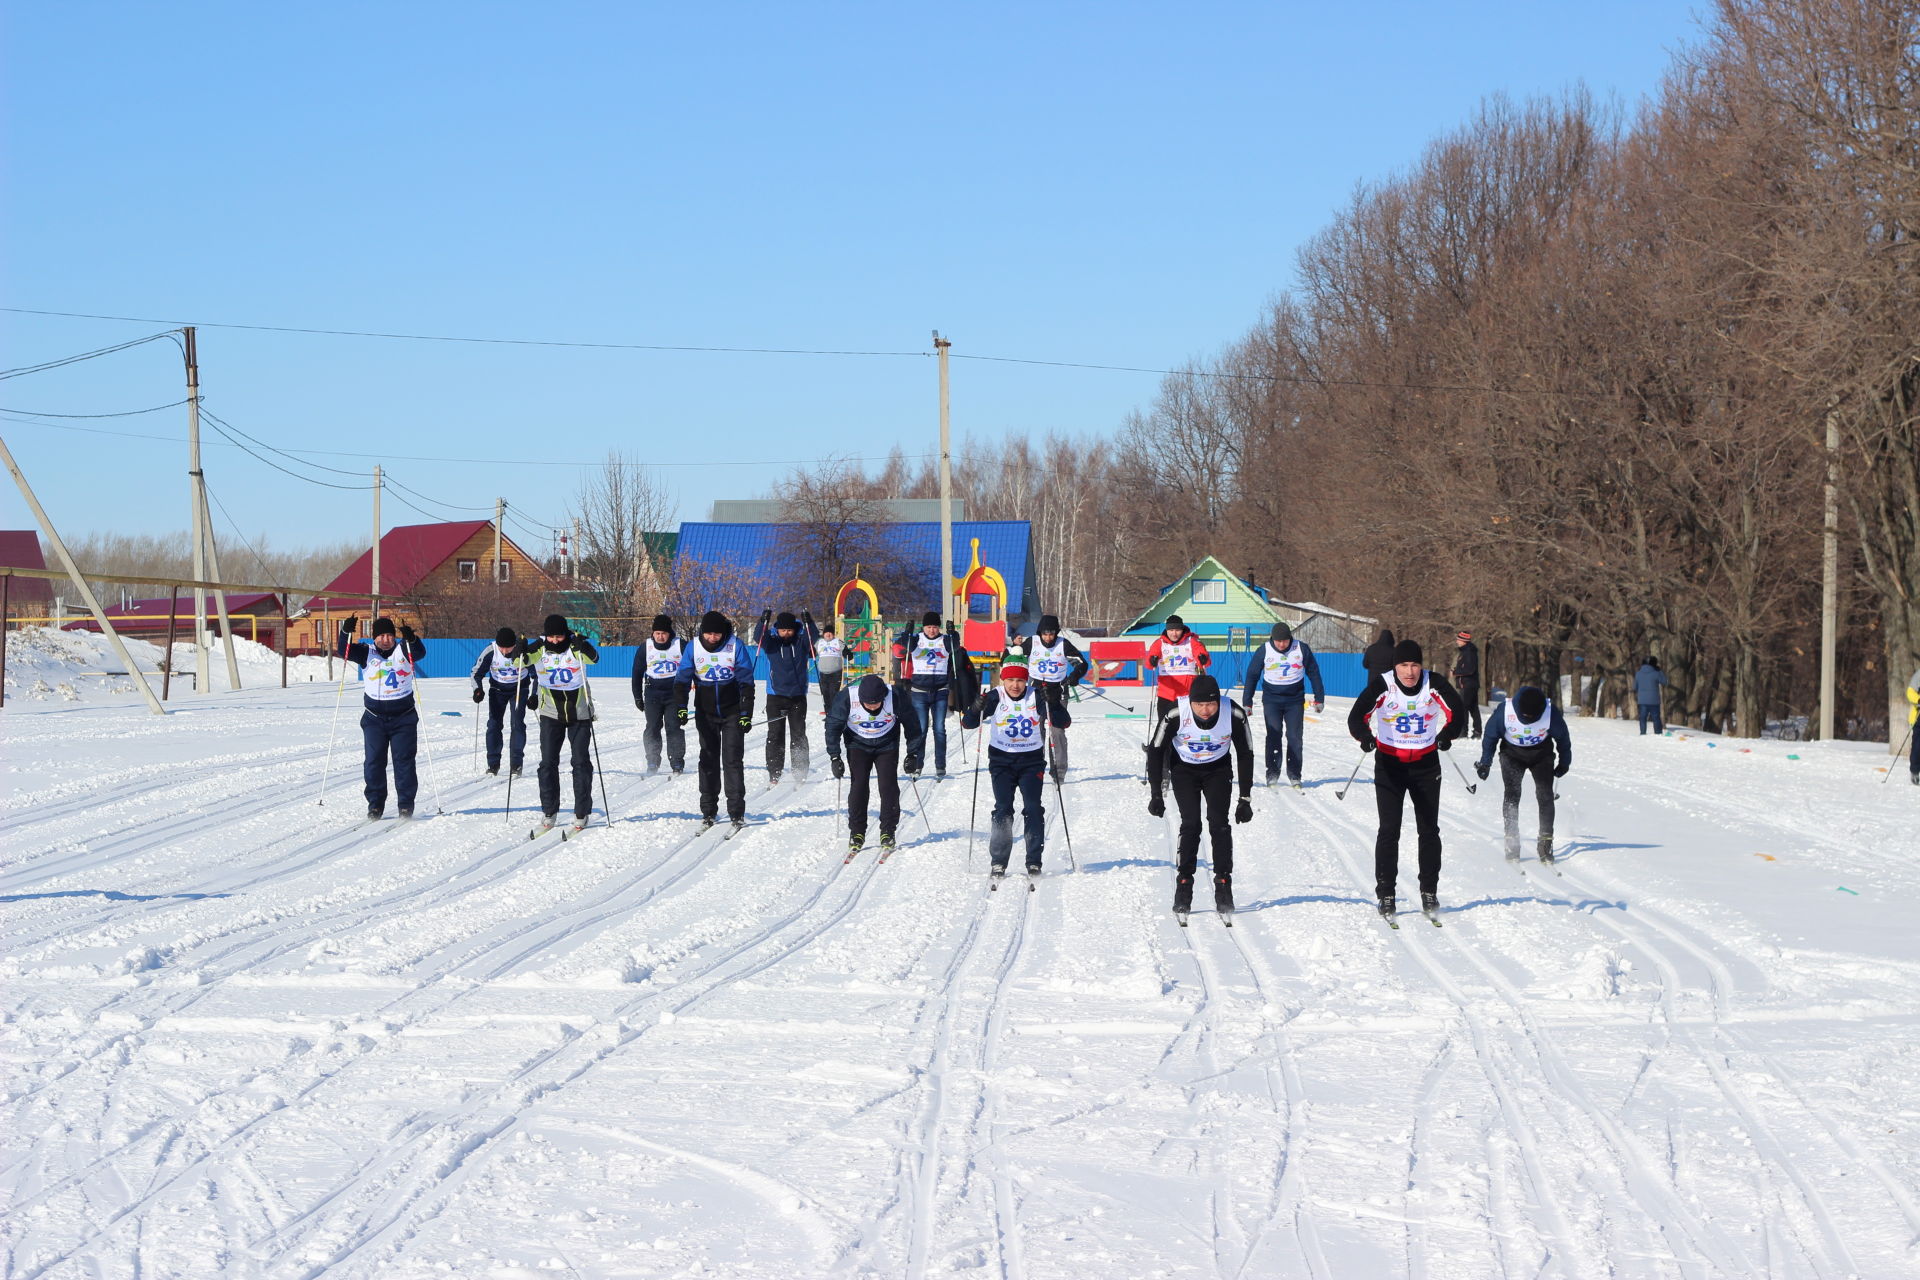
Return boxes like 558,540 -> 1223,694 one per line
4,678 -> 1918,1278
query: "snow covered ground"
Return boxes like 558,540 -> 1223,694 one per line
3,677 -> 1917,1279
2,627 -> 333,704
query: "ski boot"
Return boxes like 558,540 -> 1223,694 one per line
1288,776 -> 1304,792
529,814 -> 557,839
510,765 -> 524,778
1214,875 -> 1234,925
1537,835 -> 1556,865
566,817 -> 589,835
878,832 -> 898,862
845,832 -> 865,863
1504,838 -> 1522,864
1026,861 -> 1042,890
396,807 -> 414,822
699,816 -> 717,833
485,765 -> 499,777
731,818 -> 749,835
989,862 -> 1008,890
1265,769 -> 1280,787
1420,892 -> 1442,927
768,770 -> 782,786
1376,895 -> 1397,926
367,805 -> 384,822
1174,875 -> 1194,926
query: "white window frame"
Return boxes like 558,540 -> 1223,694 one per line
495,560 -> 511,583
1189,578 -> 1226,605
457,559 -> 478,583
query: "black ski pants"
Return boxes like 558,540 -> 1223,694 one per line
485,681 -> 530,772
1499,747 -> 1555,849
817,671 -> 842,718
1170,758 -> 1234,880
1260,693 -> 1305,781
361,704 -> 419,814
764,693 -> 810,777
987,750 -> 1047,869
538,716 -> 595,820
1374,753 -> 1443,898
641,685 -> 685,772
1035,680 -> 1071,773
694,714 -> 747,822
1458,677 -> 1483,736
846,744 -> 899,838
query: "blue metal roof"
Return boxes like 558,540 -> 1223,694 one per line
674,520 -> 1035,618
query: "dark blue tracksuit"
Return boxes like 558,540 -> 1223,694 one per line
962,690 -> 1070,869
339,628 -> 427,815
754,614 -> 821,777
1241,640 -> 1326,782
471,645 -> 533,772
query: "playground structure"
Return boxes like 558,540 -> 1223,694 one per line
953,538 -> 1009,680
832,573 -> 890,681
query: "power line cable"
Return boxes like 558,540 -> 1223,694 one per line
0,399 -> 190,419
381,472 -> 495,512
0,331 -> 178,380
201,417 -> 375,491
198,405 -> 369,478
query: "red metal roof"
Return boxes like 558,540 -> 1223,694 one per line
60,593 -> 282,632
0,529 -> 54,604
319,520 -> 492,598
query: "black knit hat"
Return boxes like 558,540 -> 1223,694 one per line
650,614 -> 673,635
1165,614 -> 1185,631
857,673 -> 888,705
1392,639 -> 1424,665
775,611 -> 798,630
495,627 -> 516,647
371,617 -> 396,637
1270,621 -> 1292,643
921,610 -> 941,627
699,610 -> 732,637
1038,614 -> 1060,634
1515,687 -> 1548,721
1188,674 -> 1221,701
542,614 -> 569,637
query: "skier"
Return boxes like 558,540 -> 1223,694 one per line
1905,666 -> 1919,785
1144,615 -> 1211,720
824,672 -> 925,858
815,622 -> 845,717
891,612 -> 977,779
674,610 -> 756,831
1452,630 -> 1483,738
337,615 -> 427,820
754,609 -> 820,783
1347,639 -> 1468,923
961,660 -> 1069,884
469,626 -> 533,776
514,614 -> 601,834
1362,627 -> 1398,677
629,614 -> 686,776
1634,657 -> 1669,735
1145,674 -> 1254,923
1474,685 -> 1571,864
1240,620 -> 1326,787
1007,614 -> 1088,780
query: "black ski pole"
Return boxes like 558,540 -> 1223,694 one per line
1444,750 -> 1478,795
967,725 -> 984,865
590,717 -> 612,823
1334,750 -> 1368,801
473,690 -> 482,771
1048,745 -> 1076,872
505,757 -> 516,823
904,770 -> 935,840
1885,723 -> 1913,785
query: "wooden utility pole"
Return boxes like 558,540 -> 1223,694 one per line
494,497 -> 505,590
371,465 -> 383,620
934,331 -> 953,622
183,328 -> 242,692
161,586 -> 180,700
1819,410 -> 1839,741
0,435 -> 166,715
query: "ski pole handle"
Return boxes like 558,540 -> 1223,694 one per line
1445,751 -> 1478,795
1334,749 -> 1368,801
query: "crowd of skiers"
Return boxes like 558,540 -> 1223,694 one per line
335,607 -> 1917,928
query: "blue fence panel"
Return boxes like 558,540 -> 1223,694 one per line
421,639 -> 644,682
1143,650 -> 1367,701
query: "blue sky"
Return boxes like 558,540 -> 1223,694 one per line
3,2 -> 1705,562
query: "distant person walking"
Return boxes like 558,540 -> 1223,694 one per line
1452,630 -> 1483,739
814,623 -> 845,717
1635,658 -> 1669,735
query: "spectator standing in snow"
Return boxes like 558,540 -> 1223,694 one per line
1348,639 -> 1469,921
814,623 -> 845,717
754,608 -> 819,783
338,615 -> 427,820
824,672 -> 924,858
470,627 -> 533,777
1007,614 -> 1088,780
674,610 -> 756,830
1146,673 -> 1253,921
1635,658 -> 1669,735
1362,628 -> 1398,677
629,614 -> 685,775
1240,620 -> 1325,787
513,614 -> 601,833
1475,685 -> 1571,864
1452,630 -> 1483,738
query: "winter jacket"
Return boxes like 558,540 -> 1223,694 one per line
961,687 -> 1071,763
1144,633 -> 1211,700
823,685 -> 924,759
891,626 -> 979,709
1477,697 -> 1573,772
672,633 -> 757,721
630,634 -> 685,702
1346,669 -> 1469,761
1361,631 -> 1398,677
754,612 -> 821,699
511,635 -> 601,724
1146,698 -> 1254,799
1634,663 -> 1669,706
472,643 -> 534,709
1906,668 -> 1919,726
1452,640 -> 1480,682
1241,638 -> 1326,705
337,625 -> 427,717
1006,632 -> 1089,686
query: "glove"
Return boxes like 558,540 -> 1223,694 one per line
472,688 -> 485,704
1313,701 -> 1324,714
676,707 -> 689,724
739,714 -> 753,729
1147,795 -> 1165,817
1553,761 -> 1569,778
830,756 -> 845,779
634,696 -> 645,710
400,624 -> 417,642
342,615 -> 358,636
1234,798 -> 1253,824
1474,761 -> 1490,781
1438,737 -> 1453,751
1357,732 -> 1376,753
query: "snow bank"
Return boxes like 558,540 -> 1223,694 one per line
2,625 -> 334,702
